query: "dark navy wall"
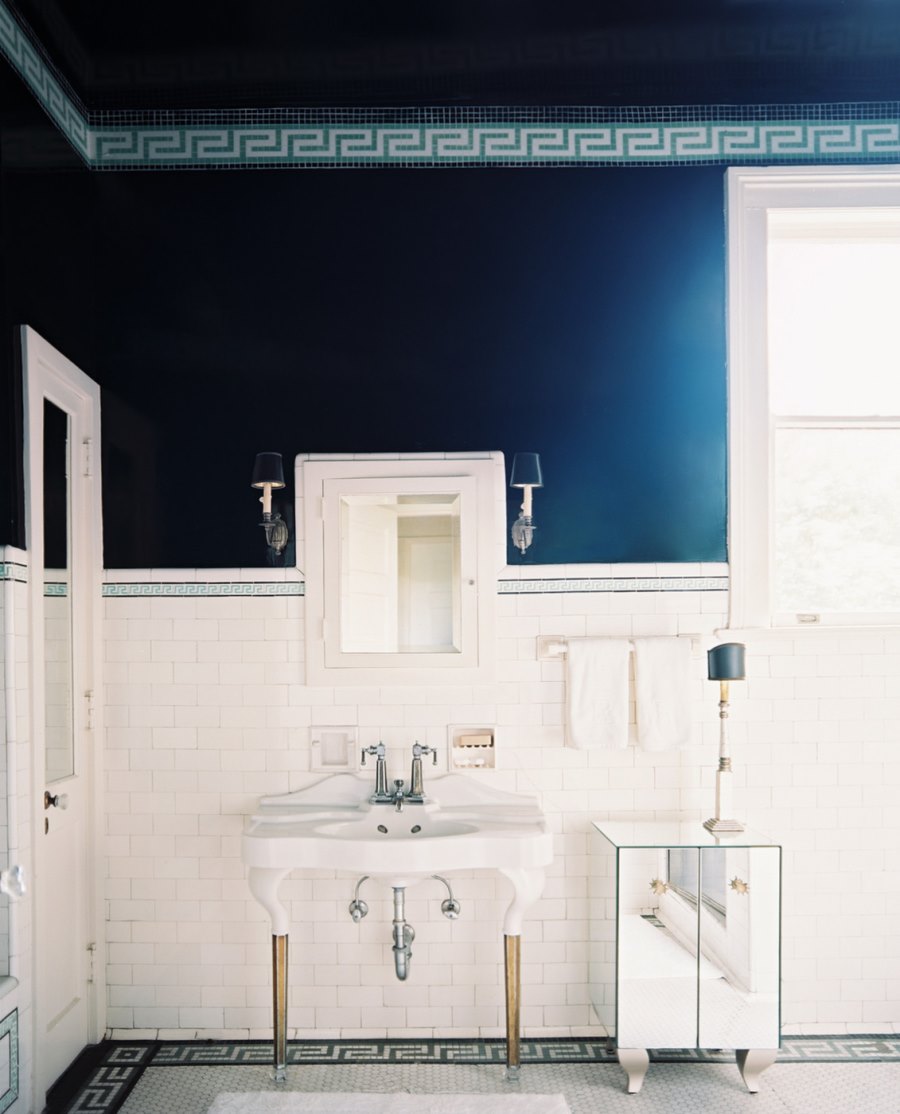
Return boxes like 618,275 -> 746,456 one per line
0,61 -> 95,550
2,68 -> 727,567
89,166 -> 727,567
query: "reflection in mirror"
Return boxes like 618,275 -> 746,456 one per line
43,400 -> 74,783
668,846 -> 727,919
698,846 -> 780,1048
0,1031 -> 8,1104
617,848 -> 699,1049
339,492 -> 461,654
0,1005 -> 17,1109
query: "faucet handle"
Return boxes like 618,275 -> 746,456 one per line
412,742 -> 437,765
361,742 -> 386,765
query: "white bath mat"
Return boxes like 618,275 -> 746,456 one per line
207,1093 -> 571,1114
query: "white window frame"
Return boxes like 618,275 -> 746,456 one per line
727,166 -> 900,628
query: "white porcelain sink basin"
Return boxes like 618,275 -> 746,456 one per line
242,772 -> 553,932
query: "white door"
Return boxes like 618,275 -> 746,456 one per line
23,326 -> 103,1104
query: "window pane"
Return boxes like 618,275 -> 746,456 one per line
775,427 -> 900,613
768,215 -> 900,416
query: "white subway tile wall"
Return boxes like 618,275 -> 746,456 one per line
102,570 -> 900,1040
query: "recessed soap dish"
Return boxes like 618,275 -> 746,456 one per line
449,725 -> 496,770
310,727 -> 357,771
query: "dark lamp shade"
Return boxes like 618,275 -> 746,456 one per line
251,452 -> 285,489
708,642 -> 746,681
510,452 -> 543,488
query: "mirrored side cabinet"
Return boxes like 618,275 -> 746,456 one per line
589,821 -> 781,1095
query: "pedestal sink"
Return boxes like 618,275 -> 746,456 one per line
242,772 -> 553,1081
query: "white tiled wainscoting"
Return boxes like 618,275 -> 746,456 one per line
101,565 -> 900,1039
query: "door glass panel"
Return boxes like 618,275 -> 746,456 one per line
43,400 -> 74,782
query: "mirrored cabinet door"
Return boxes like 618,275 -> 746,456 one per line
698,845 -> 781,1049
617,847 -> 699,1049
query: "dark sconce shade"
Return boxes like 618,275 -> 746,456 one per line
510,452 -> 544,489
707,642 -> 746,681
251,451 -> 288,559
251,452 -> 286,489
509,452 -> 543,555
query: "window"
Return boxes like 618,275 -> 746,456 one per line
728,168 -> 900,627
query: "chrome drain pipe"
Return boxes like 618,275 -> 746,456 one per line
392,886 -> 415,980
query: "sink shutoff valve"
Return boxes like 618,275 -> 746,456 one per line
348,875 -> 370,922
433,874 -> 461,919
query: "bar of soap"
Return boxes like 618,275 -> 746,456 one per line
458,733 -> 493,748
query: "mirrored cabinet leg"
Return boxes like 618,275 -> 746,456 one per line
617,1047 -> 650,1093
735,1048 -> 777,1092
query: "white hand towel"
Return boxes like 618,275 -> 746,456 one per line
566,638 -> 631,750
633,636 -> 693,752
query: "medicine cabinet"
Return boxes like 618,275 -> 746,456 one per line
298,453 -> 505,685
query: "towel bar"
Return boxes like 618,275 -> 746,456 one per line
538,633 -> 705,659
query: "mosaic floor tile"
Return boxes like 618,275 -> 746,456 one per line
54,1039 -> 900,1114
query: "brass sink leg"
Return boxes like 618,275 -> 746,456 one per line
272,933 -> 288,1082
504,933 -> 521,1080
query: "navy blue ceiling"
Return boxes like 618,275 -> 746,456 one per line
10,0 -> 900,110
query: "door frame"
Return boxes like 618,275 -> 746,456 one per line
22,325 -> 105,1100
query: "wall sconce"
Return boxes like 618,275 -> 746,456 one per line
703,642 -> 746,834
251,452 -> 289,557
510,452 -> 543,555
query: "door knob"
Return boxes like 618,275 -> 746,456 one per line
43,790 -> 69,810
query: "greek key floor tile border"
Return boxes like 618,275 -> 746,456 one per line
6,2 -> 900,170
102,582 -> 304,597
498,576 -> 728,594
58,1037 -> 900,1114
54,1033 -> 900,1114
147,1037 -> 900,1066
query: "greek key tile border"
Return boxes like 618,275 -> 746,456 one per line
499,576 -> 728,594
0,1009 -> 18,1114
101,576 -> 725,597
54,1036 -> 900,1113
0,563 -> 27,584
102,581 -> 304,597
86,119 -> 900,169
5,2 -> 900,170
0,0 -> 90,164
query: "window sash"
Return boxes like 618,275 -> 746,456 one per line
727,167 -> 900,629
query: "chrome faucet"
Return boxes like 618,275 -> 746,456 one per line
361,742 -> 391,804
408,742 -> 436,802
392,779 -> 406,812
